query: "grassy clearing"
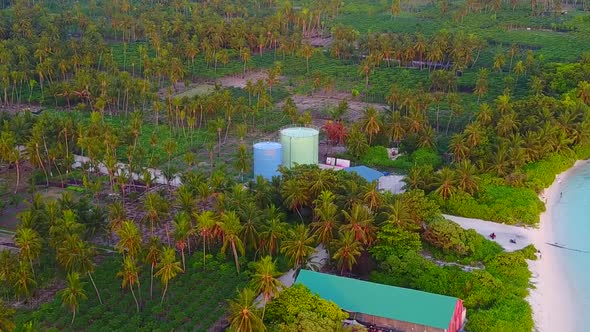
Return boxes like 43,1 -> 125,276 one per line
173,85 -> 217,99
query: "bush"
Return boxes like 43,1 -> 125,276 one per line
523,153 -> 575,192
437,182 -> 544,225
466,295 -> 534,332
265,284 -> 347,325
370,224 -> 422,261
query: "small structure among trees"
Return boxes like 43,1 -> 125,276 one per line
296,269 -> 466,332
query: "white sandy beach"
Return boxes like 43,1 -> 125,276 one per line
527,160 -> 589,332
445,160 -> 590,332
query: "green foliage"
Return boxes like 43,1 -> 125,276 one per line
437,181 -> 544,225
523,153 -> 576,191
425,218 -> 496,262
398,190 -> 441,226
370,224 -> 422,261
466,295 -> 534,332
15,253 -> 248,331
358,147 -> 442,171
359,146 -> 397,168
265,284 -> 347,326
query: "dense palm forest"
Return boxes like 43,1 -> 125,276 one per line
1,0 -> 590,331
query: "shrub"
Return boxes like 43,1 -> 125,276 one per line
437,183 -> 544,225
523,153 -> 575,191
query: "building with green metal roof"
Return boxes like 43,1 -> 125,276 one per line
295,269 -> 465,332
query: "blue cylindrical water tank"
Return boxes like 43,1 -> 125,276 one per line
253,142 -> 283,180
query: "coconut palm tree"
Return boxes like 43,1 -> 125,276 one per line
383,199 -> 413,229
14,227 -> 41,278
281,179 -> 309,221
456,160 -> 479,195
220,211 -> 245,274
117,256 -> 141,313
155,247 -> 182,305
449,134 -> 469,162
311,191 -> 340,248
238,202 -> 261,253
361,107 -> 382,145
0,250 -> 17,292
143,236 -> 161,299
195,210 -> 217,267
298,41 -> 315,73
260,217 -> 287,257
0,300 -> 15,332
227,288 -> 265,332
13,262 -> 36,301
341,204 -> 376,246
250,256 -> 282,319
332,231 -> 362,275
59,273 -> 87,325
172,212 -> 192,272
434,167 -> 458,200
115,220 -> 141,259
143,192 -> 169,243
281,224 -> 315,269
56,235 -> 103,305
107,202 -> 127,232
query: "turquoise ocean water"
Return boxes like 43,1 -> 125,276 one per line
552,164 -> 590,331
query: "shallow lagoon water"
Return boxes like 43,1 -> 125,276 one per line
552,165 -> 590,331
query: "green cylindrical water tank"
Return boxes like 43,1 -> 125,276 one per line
280,127 -> 319,168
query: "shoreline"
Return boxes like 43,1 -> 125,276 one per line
527,159 -> 590,332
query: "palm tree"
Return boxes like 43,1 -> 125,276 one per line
143,192 -> 169,243
456,160 -> 479,195
107,202 -> 127,232
0,300 -> 15,332
59,273 -> 87,325
298,42 -> 315,73
14,227 -> 41,278
13,261 -> 36,300
172,212 -> 192,272
143,237 -> 161,299
332,232 -> 362,275
577,80 -> 590,105
281,224 -> 315,269
341,204 -> 376,246
220,211 -> 245,274
195,210 -> 217,267
115,220 -> 141,259
238,202 -> 261,253
250,256 -> 282,319
308,169 -> 337,198
260,217 -> 287,257
281,179 -> 309,221
117,256 -> 141,313
56,236 -> 103,305
449,134 -> 469,162
227,288 -> 265,332
361,107 -> 382,145
155,247 -> 183,305
384,200 -> 413,228
434,167 -> 458,200
311,191 -> 340,248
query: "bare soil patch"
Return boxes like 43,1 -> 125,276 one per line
280,92 -> 388,122
216,70 -> 270,88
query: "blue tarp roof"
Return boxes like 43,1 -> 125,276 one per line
344,165 -> 383,182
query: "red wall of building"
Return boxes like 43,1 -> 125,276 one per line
447,300 -> 465,332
